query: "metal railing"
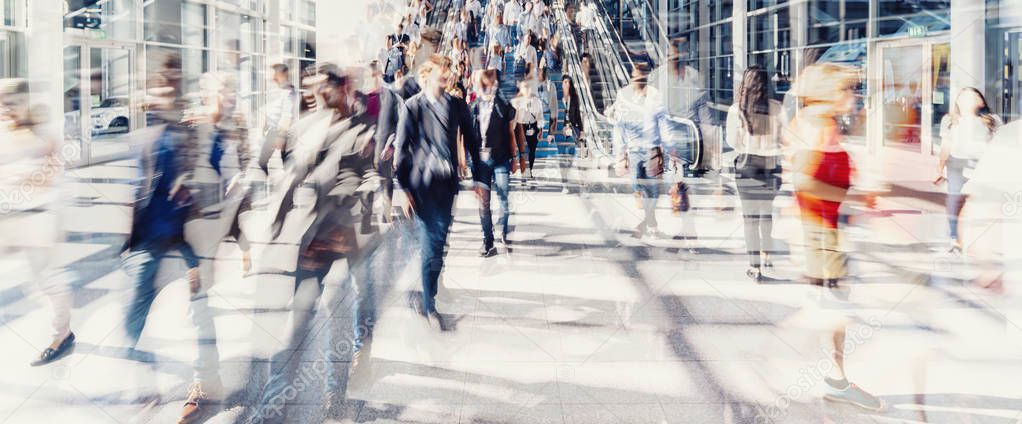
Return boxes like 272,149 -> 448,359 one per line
553,0 -> 615,166
619,0 -> 671,66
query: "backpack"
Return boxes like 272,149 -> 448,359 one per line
383,46 -> 406,84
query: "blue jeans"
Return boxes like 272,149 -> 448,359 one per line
629,152 -> 660,229
414,185 -> 457,314
122,243 -> 217,384
946,157 -> 968,240
474,158 -> 512,245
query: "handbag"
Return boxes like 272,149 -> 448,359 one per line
670,181 -> 690,214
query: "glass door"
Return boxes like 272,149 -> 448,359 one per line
872,38 -> 948,155
879,44 -> 924,152
1006,31 -> 1022,123
62,41 -> 136,163
87,44 -> 135,158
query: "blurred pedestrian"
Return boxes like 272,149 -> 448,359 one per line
394,54 -> 476,327
726,66 -> 786,281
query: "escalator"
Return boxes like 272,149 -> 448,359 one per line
592,0 -> 719,174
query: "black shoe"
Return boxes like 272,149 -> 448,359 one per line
500,233 -> 510,245
479,243 -> 497,257
31,332 -> 75,366
746,267 -> 763,283
429,311 -> 451,332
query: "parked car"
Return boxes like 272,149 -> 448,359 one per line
90,97 -> 130,133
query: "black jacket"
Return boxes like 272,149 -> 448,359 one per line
565,83 -> 583,131
469,95 -> 517,164
394,92 -> 477,200
375,76 -> 422,161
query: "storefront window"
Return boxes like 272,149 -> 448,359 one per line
182,2 -> 208,48
876,0 -> 950,38
65,0 -> 137,40
0,30 -> 25,78
708,0 -> 733,23
3,0 -> 20,27
749,0 -> 787,9
298,0 -> 315,26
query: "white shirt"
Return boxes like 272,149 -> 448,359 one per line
725,100 -> 786,157
942,115 -> 997,161
478,97 -> 495,134
648,64 -> 703,119
512,96 -> 544,125
610,85 -> 669,154
517,43 -> 537,70
455,21 -> 469,41
504,0 -> 522,24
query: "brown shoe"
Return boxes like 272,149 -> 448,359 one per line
178,383 -> 208,424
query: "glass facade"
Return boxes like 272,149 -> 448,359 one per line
46,0 -> 318,161
0,0 -> 24,78
659,0 -> 999,154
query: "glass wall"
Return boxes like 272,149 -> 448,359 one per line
56,0 -> 316,161
876,0 -> 950,38
748,3 -> 793,100
0,0 -> 25,79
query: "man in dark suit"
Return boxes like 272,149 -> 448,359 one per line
375,29 -> 441,222
468,69 -> 521,256
394,54 -> 477,325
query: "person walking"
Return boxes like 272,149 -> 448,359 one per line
936,87 -> 1000,254
611,65 -> 669,238
119,53 -> 221,424
394,54 -> 477,326
725,66 -> 786,281
257,64 -> 379,418
787,62 -> 884,412
468,69 -> 522,256
0,79 -> 76,368
257,64 -> 298,174
558,74 -> 584,193
538,67 -> 559,145
512,78 -> 544,185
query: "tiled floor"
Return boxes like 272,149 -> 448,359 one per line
2,150 -> 1021,424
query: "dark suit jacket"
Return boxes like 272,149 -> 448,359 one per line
394,92 -> 477,204
565,84 -> 583,131
126,120 -> 198,251
468,95 -> 517,165
375,76 -> 422,161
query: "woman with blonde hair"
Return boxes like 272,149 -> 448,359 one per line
786,62 -> 884,412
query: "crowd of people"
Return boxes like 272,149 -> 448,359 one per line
1,0 -> 1020,423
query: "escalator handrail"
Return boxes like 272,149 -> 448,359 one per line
589,0 -> 635,84
664,115 -> 701,170
553,1 -> 614,161
621,0 -> 670,65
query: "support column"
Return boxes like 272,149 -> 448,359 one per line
27,0 -> 64,140
789,0 -> 808,75
267,0 -> 283,66
732,0 -> 747,92
950,0 -> 985,98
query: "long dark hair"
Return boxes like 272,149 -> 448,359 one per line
737,66 -> 770,136
950,87 -> 999,135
